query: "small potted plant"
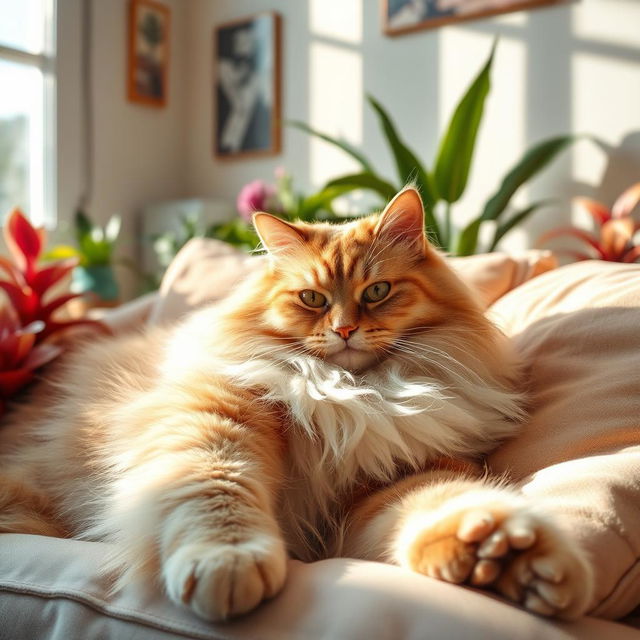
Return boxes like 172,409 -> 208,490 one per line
47,210 -> 122,308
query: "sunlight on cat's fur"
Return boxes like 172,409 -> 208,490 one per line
0,188 -> 593,622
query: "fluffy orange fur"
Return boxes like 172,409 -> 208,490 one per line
0,188 -> 593,621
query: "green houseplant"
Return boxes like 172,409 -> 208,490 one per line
290,42 -> 582,256
47,210 -> 121,305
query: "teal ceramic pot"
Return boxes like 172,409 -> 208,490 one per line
71,265 -> 119,302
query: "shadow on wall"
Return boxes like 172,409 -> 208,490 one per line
435,5 -> 640,247
304,1 -> 640,251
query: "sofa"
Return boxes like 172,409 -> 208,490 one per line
1,239 -> 639,639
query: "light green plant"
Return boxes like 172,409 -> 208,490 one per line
290,42 -> 580,256
46,210 -> 121,266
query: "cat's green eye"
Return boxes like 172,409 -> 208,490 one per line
299,289 -> 327,308
363,281 -> 391,303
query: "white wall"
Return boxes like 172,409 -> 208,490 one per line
54,0 -> 640,298
56,0 -> 188,297
183,0 -> 640,252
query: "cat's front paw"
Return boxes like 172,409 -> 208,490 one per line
478,510 -> 594,620
397,494 -> 593,619
163,533 -> 287,621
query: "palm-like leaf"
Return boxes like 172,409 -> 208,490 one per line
433,41 -> 495,205
287,120 -> 375,173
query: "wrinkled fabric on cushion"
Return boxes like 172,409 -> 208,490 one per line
0,534 -> 636,640
488,261 -> 640,619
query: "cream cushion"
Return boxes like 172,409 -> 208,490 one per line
1,533 -> 637,640
487,261 -> 640,619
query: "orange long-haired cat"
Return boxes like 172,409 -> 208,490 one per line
0,188 -> 592,621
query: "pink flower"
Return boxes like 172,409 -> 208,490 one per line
236,180 -> 279,221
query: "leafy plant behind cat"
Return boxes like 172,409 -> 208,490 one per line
290,41 -> 580,256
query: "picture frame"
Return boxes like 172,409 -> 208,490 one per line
214,12 -> 282,160
127,0 -> 170,107
383,0 -> 570,36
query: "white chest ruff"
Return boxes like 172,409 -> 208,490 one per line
224,353 -> 523,558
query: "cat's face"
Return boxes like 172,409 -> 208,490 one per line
253,188 -> 474,372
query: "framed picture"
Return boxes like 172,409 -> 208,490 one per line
383,0 -> 569,36
127,0 -> 170,107
214,12 -> 282,160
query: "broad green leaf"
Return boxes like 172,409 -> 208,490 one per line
488,200 -> 553,251
366,95 -> 437,208
454,219 -> 482,257
324,173 -> 398,202
287,120 -> 375,173
481,135 -> 578,222
433,41 -> 495,204
297,185 -> 356,220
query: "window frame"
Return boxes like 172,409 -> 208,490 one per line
0,0 -> 57,227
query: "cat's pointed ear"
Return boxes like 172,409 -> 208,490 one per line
375,187 -> 426,253
253,213 -> 306,254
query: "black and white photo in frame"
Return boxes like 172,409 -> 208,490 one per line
214,13 -> 281,159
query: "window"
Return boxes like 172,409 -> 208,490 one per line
0,0 -> 56,226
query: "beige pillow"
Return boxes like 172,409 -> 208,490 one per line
487,260 -> 640,619
149,238 -> 556,326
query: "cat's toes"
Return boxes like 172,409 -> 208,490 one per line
494,515 -> 593,620
163,534 -> 287,621
402,508 -> 500,585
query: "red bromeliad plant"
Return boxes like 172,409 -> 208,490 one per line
0,208 -> 107,340
0,208 -> 108,409
0,307 -> 62,413
539,182 -> 640,263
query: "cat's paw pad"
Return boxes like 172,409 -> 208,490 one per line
400,500 -> 592,618
402,508 -> 501,586
488,514 -> 593,620
163,534 -> 287,621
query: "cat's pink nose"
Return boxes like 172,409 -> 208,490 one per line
334,325 -> 358,340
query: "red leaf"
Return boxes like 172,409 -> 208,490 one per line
537,227 -> 606,258
22,342 -> 62,370
11,332 -> 37,368
3,208 -> 42,274
0,281 -> 36,318
0,367 -> 34,397
0,305 -> 20,333
622,246 -> 640,263
30,258 -> 77,296
574,197 -> 611,226
612,182 -> 640,219
40,319 -> 112,341
600,219 -> 634,260
0,256 -> 25,286
40,293 -> 82,320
